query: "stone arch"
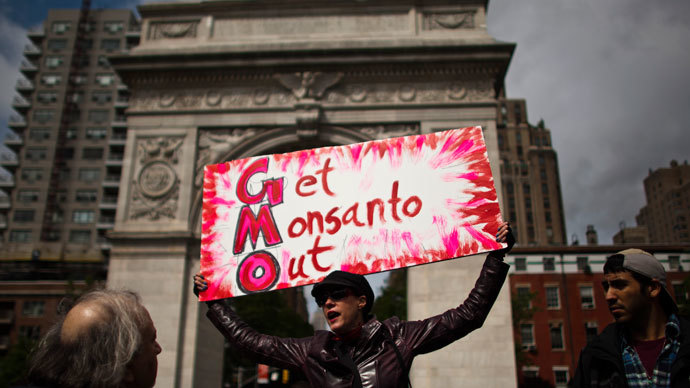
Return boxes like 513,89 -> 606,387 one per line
189,125 -> 373,236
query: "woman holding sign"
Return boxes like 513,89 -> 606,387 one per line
194,222 -> 514,388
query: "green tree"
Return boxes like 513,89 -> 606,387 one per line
222,289 -> 314,385
372,269 -> 407,321
511,289 -> 540,368
0,336 -> 34,388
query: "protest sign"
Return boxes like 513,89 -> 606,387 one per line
200,126 -> 503,301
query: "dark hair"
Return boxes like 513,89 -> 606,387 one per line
604,254 -> 676,314
603,254 -> 653,289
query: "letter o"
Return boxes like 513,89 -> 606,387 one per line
237,251 -> 280,293
402,196 -> 422,217
288,217 -> 307,238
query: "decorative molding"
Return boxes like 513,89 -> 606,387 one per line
149,20 -> 199,40
274,72 -> 343,100
423,11 -> 476,30
194,129 -> 259,186
351,123 -> 420,140
128,136 -> 184,221
129,80 -> 494,112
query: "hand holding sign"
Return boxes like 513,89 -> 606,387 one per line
200,126 -> 504,301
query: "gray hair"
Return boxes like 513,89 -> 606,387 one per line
28,289 -> 149,388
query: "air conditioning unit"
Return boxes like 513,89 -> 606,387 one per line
521,344 -> 536,351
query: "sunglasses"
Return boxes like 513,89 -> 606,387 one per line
315,288 -> 352,307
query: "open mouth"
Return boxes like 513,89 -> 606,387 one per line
327,311 -> 340,320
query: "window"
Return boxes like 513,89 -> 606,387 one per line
51,21 -> 71,34
515,257 -> 527,271
543,257 -> 555,271
546,286 -> 560,309
523,183 -> 530,195
19,325 -> 41,340
22,301 -> 45,317
669,255 -> 681,271
577,256 -> 589,271
37,91 -> 58,104
104,21 -> 124,33
72,210 -> 95,224
82,147 -> 103,160
13,209 -> 35,222
68,91 -> 84,103
673,282 -> 687,305
44,55 -> 64,68
79,168 -> 100,182
66,127 -> 78,140
25,147 -> 48,161
86,127 -> 107,140
100,39 -> 121,51
69,230 -> 92,244
59,168 -> 71,181
71,73 -> 88,85
21,168 -> 43,182
75,190 -> 98,203
585,322 -> 598,343
579,285 -> 594,309
29,128 -> 51,141
59,147 -> 74,160
91,91 -> 112,104
47,39 -> 67,51
550,323 -> 564,350
523,367 -> 539,380
516,286 -> 532,308
33,109 -> 55,123
95,73 -> 115,86
88,110 -> 109,123
18,190 -> 39,203
9,230 -> 32,242
553,367 -> 569,388
97,55 -> 110,67
520,323 -> 534,347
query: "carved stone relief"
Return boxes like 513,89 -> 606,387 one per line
274,72 -> 343,100
149,20 -> 199,40
129,79 -> 494,113
351,124 -> 420,140
128,136 -> 184,221
423,11 -> 476,30
194,129 -> 259,186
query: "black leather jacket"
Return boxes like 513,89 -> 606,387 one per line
206,256 -> 509,388
570,317 -> 690,388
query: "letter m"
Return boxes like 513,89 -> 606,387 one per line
233,205 -> 282,254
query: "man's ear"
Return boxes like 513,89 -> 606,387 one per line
358,295 -> 366,310
648,280 -> 662,298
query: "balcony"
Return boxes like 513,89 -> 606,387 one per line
109,132 -> 127,145
111,115 -> 127,127
8,115 -> 27,128
0,214 -> 7,228
4,132 -> 23,150
97,236 -> 112,250
0,176 -> 15,189
105,153 -> 124,167
23,43 -> 41,57
96,216 -> 115,229
0,336 -> 9,350
19,60 -> 38,75
114,96 -> 129,108
0,151 -> 18,169
0,196 -> 10,209
102,174 -> 120,187
11,95 -> 31,112
15,78 -> 34,92
27,27 -> 45,42
99,195 -> 118,210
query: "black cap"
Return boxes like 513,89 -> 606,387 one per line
312,271 -> 375,315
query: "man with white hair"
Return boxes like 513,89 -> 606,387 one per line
27,289 -> 162,388
571,249 -> 690,388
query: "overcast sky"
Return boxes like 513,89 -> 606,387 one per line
0,0 -> 688,246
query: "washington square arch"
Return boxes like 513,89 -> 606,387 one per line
108,0 -> 517,386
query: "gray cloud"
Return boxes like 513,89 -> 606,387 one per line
488,0 -> 690,243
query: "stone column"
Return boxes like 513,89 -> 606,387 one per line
108,127 -> 223,388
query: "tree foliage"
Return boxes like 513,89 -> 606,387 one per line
372,269 -> 407,321
511,289 -> 540,368
0,336 -> 34,388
